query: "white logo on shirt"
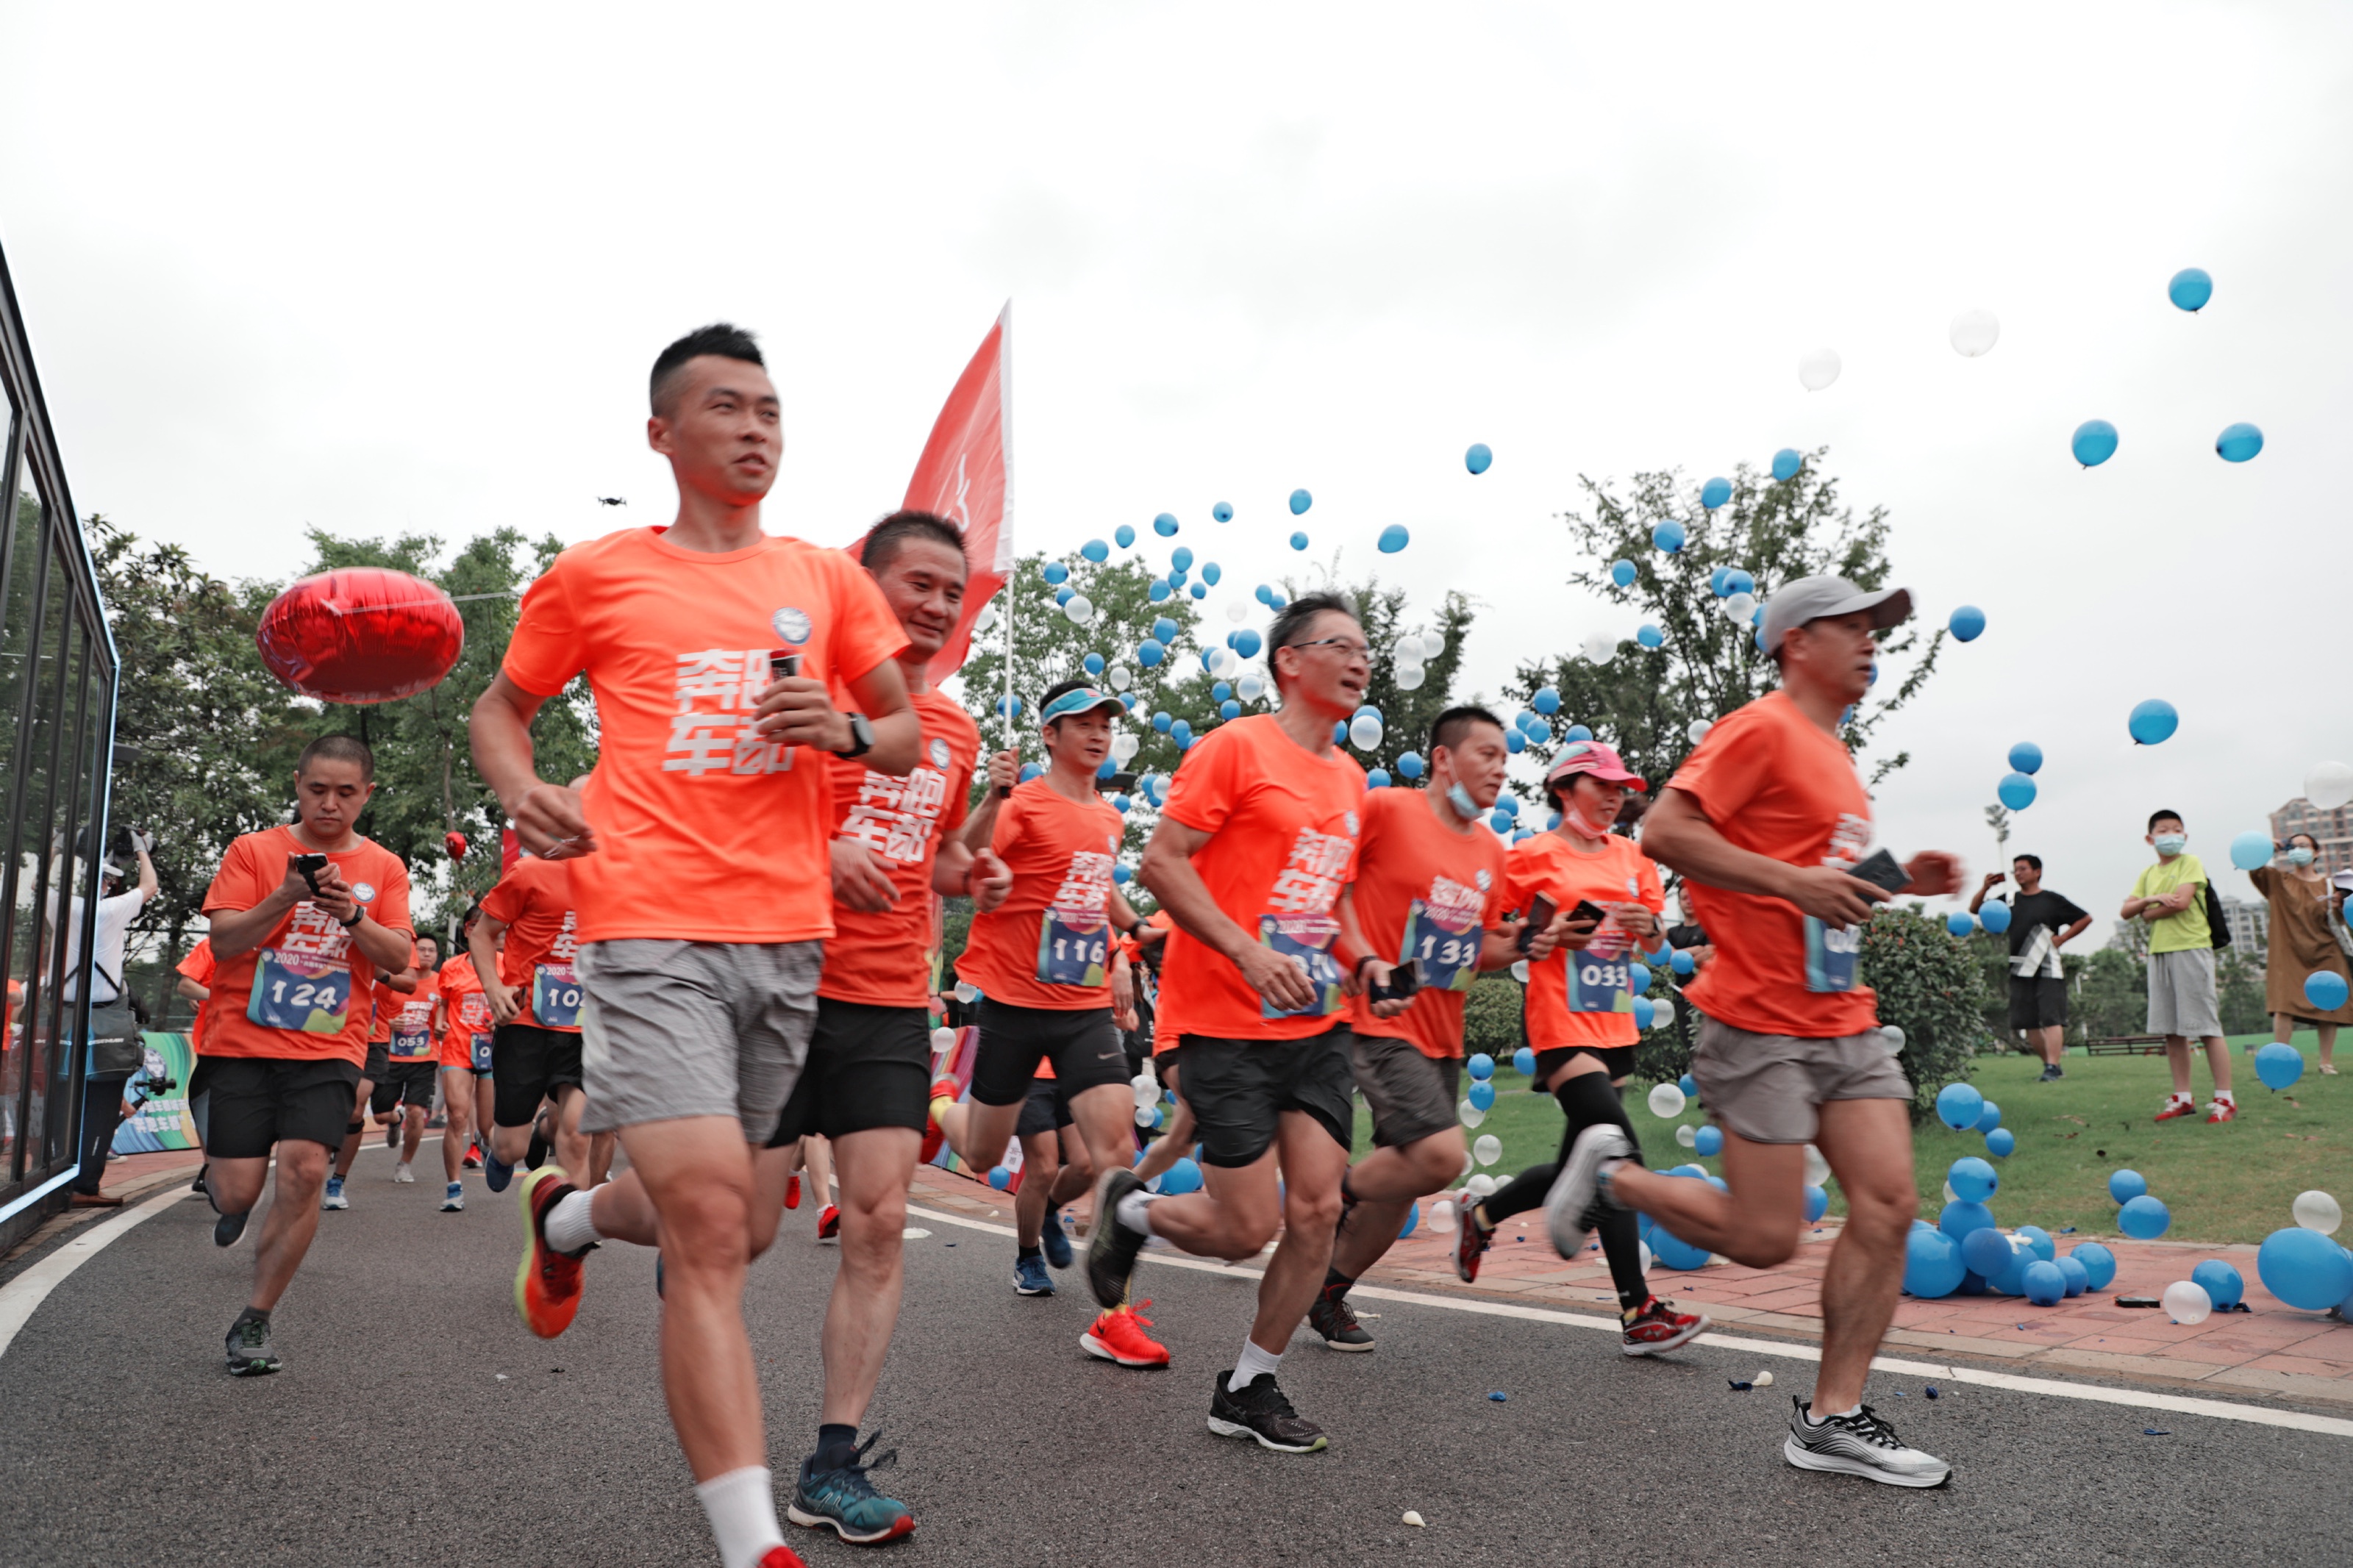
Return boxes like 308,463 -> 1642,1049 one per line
351,882 -> 376,902
929,738 -> 951,770
838,768 -> 949,864
1475,869 -> 1492,892
1344,811 -> 1360,837
665,649 -> 795,778
771,607 -> 812,643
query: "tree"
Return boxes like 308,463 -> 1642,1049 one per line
2068,946 -> 2148,1043
1501,452 -> 1946,801
1857,906 -> 1993,1123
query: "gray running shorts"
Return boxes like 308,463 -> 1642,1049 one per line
1688,1014 -> 1913,1146
2145,947 -> 2222,1039
574,939 -> 824,1142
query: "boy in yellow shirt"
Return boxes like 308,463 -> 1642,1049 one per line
2121,809 -> 2235,1123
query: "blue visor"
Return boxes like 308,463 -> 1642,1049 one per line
1041,687 -> 1123,723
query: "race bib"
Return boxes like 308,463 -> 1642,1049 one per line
1035,909 -> 1110,987
1402,900 -> 1482,993
469,1031 -> 493,1072
389,1028 -> 434,1060
1569,954 -> 1635,1014
1804,916 -> 1860,993
532,962 -> 584,1029
246,948 -> 352,1035
1258,913 -> 1345,1020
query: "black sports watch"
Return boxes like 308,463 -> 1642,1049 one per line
338,907 -> 365,931
833,712 -> 874,759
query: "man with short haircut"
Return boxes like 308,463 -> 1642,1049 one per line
2124,810 -> 2235,1122
474,851 -> 589,1185
196,734 -> 415,1375
1100,591 -> 1370,1453
1548,575 -> 1963,1486
1970,855 -> 2090,1080
374,934 -> 444,1182
471,323 -> 918,1568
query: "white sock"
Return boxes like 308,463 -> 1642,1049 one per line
693,1466 -> 785,1568
1115,1190 -> 1157,1235
2213,1089 -> 2235,1103
543,1189 -> 603,1255
1228,1337 -> 1282,1392
2166,1091 -> 2193,1104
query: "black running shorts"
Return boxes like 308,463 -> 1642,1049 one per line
369,1059 -> 439,1115
765,998 -> 932,1146
492,1023 -> 585,1130
1535,1044 -> 1637,1086
1348,1029 -> 1461,1150
1014,1076 -> 1074,1138
968,998 -> 1129,1108
1176,1026 -> 1354,1168
204,1056 -> 363,1159
362,1038 -> 389,1082
2008,975 -> 2067,1031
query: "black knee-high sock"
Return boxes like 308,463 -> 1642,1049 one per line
1477,1072 -> 1643,1231
1597,1205 -> 1649,1316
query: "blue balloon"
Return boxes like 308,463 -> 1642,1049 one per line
2257,1227 -> 2353,1311
1610,559 -> 1637,587
2070,1242 -> 2118,1292
1991,1240 -> 2037,1297
1564,724 -> 1593,742
1627,962 -> 1652,997
2255,1041 -> 2305,1090
1288,489 -> 1313,515
1145,616 -> 1173,644
2055,1254 -> 2090,1297
2007,741 -> 2043,775
1710,566 -> 1732,597
2215,422 -> 2264,463
1946,912 -> 1977,938
1115,524 -> 1136,548
1771,448 -> 1803,482
2227,830 -> 2273,871
1504,730 -> 1526,754
1935,1082 -> 1985,1131
2071,418 -> 2119,468
1700,476 -> 1732,510
1997,771 -> 2037,811
1234,629 -> 1263,658
2168,266 -> 2213,312
1670,948 -> 1695,976
1168,547 -> 1194,574
1080,538 -> 1108,563
1960,1227 -> 2014,1281
1979,901 -> 2013,934
1168,720 -> 1191,742
987,1164 -> 1013,1189
2022,1260 -> 2067,1306
1724,569 -> 1754,596
1651,519 -> 1686,553
1636,623 -> 1664,649
2118,1195 -> 2171,1240
1150,711 -> 1171,733
1670,1164 -> 1707,1179
1903,1227 -> 1967,1299
1212,680 -> 1232,700
1042,561 -> 1068,585
1288,531 -> 1309,551
1147,579 -> 1170,603
2191,1259 -> 2245,1310
2108,1168 -> 2147,1204
1154,512 -> 1179,537
996,694 -> 1024,717
1110,863 -> 1132,884
1950,605 -> 1987,642
1467,1080 -> 1497,1113
1804,1184 -> 1829,1222
2127,699 -> 2178,745
2015,1225 -> 2054,1262
1254,583 -> 1272,604
1693,1125 -> 1724,1157
1220,699 -> 1241,721
1513,1047 -> 1536,1076
1054,585 -> 1075,607
1213,501 -> 1233,523
2308,971 -> 2350,1012
1159,1156 -> 1202,1195
1949,1156 -> 1998,1203
1371,523 -> 1412,554
1335,721 -> 1350,745
1985,1128 -> 2016,1158
1096,759 -> 1118,780
1136,639 -> 1165,667
1632,996 -> 1657,1029
1365,767 -> 1392,790
1518,689 -> 1554,720
1649,1225 -> 1712,1271
1395,751 -> 1424,780
1679,1073 -> 1698,1099
1202,562 -> 1221,585
1467,1053 -> 1495,1081
1453,440 -> 1490,475
1018,762 -> 1043,783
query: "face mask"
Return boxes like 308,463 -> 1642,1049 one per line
1444,781 -> 1481,822
2153,834 -> 2187,856
2288,846 -> 2315,866
1560,798 -> 1613,838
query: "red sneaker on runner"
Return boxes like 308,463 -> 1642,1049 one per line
1082,1300 -> 1171,1367
757,1546 -> 807,1568
463,1142 -> 482,1170
2154,1098 -> 2196,1122
785,1173 -> 801,1209
1453,1206 -> 1492,1283
514,1167 -> 585,1339
818,1204 -> 840,1242
921,1076 -> 960,1164
1621,1296 -> 1711,1356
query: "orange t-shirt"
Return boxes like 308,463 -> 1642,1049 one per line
480,853 -> 583,1032
385,969 -> 444,1062
199,826 -> 413,1067
1669,689 -> 1880,1037
437,953 -> 495,1067
959,776 -> 1126,1011
1502,830 -> 1667,1052
368,976 -> 403,1043
500,526 -> 910,946
820,687 -> 979,1007
176,939 -> 217,1055
1156,715 -> 1366,1042
1346,788 -> 1508,1059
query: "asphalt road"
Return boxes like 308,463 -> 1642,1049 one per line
2,1145 -> 2345,1567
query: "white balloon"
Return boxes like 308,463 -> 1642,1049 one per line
2305,761 -> 2353,812
1460,1150 -> 1476,1180
1237,673 -> 1266,702
1214,646 -> 1241,678
1949,307 -> 2001,358
1675,1123 -> 1698,1147
2162,1279 -> 2213,1325
1109,665 -> 1132,691
1473,1134 -> 1503,1167
1459,1100 -> 1487,1129
954,981 -> 979,1004
1466,1175 -> 1498,1200
1804,1143 -> 1831,1187
1880,1023 -> 1906,1053
1799,346 -> 1842,391
1510,959 -> 1530,982
1943,1180 -> 1959,1203
929,1027 -> 957,1053
1723,591 -> 1757,623
2293,1189 -> 2343,1235
974,602 -> 1000,635
1226,600 -> 1249,623
1753,1370 -> 1774,1389
1647,1082 -> 1686,1118
1638,1239 -> 1653,1273
1350,715 -> 1384,751
1393,662 -> 1427,692
1063,594 -> 1094,625
1686,719 -> 1714,745
1133,1080 -> 1160,1110
1421,630 -> 1446,659
1427,1198 -> 1459,1236
1111,732 -> 1140,762
1134,1105 -> 1157,1128
1581,631 -> 1617,663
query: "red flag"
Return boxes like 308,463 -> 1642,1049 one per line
873,303 -> 1013,679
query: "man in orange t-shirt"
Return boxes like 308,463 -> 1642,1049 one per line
175,938 -> 218,1193
371,934 -> 446,1185
468,323 -> 920,1565
474,853 -> 588,1186
435,907 -> 496,1195
1107,591 -> 1370,1455
1550,575 -> 1964,1489
327,958 -> 419,1207
198,734 -> 415,1377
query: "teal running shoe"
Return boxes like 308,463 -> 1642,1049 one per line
788,1435 -> 914,1544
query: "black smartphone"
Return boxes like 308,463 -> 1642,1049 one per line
1568,898 -> 1608,926
768,650 -> 801,681
1846,848 -> 1910,895
1517,894 -> 1557,954
293,853 -> 327,898
1368,959 -> 1423,1004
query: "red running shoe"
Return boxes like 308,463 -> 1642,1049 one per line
2204,1099 -> 2237,1123
1082,1300 -> 1171,1367
2154,1098 -> 2196,1122
757,1546 -> 807,1568
463,1142 -> 482,1170
513,1167 -> 586,1339
785,1173 -> 801,1210
818,1203 -> 840,1242
921,1075 -> 961,1164
1621,1295 -> 1711,1356
1453,1204 -> 1493,1284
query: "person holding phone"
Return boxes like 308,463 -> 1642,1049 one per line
1543,574 -> 1963,1489
1310,705 -> 1556,1351
1452,740 -> 1707,1354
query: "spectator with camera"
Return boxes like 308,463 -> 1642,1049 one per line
63,830 -> 159,1208
1969,854 -> 2091,1081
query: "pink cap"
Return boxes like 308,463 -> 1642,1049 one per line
1545,738 -> 1646,792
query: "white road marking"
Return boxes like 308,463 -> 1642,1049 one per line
0,1186 -> 195,1359
901,1201 -> 2353,1439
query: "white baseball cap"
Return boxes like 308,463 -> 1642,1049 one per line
1760,574 -> 1913,655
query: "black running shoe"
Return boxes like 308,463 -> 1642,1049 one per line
1782,1397 -> 1951,1487
190,1165 -> 207,1195
213,1206 -> 250,1249
1085,1168 -> 1147,1309
1308,1287 -> 1374,1352
525,1126 -> 550,1170
224,1314 -> 281,1377
1543,1123 -> 1633,1258
1208,1371 -> 1327,1453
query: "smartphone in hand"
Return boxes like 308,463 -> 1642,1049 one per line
1368,959 -> 1423,1004
1846,848 -> 1910,895
293,853 -> 327,897
1517,894 -> 1557,955
1568,898 -> 1608,926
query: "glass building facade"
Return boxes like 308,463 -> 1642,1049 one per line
0,235 -> 118,1251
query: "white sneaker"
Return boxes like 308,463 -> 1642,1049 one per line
1782,1397 -> 1951,1487
440,1182 -> 465,1212
1543,1123 -> 1634,1257
393,1161 -> 415,1184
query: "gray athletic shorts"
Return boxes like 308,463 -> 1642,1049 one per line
2146,947 -> 2222,1038
1689,1015 -> 1913,1146
1348,1029 -> 1462,1150
574,939 -> 824,1142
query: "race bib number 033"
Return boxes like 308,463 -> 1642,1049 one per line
1258,913 -> 1345,1020
247,948 -> 353,1035
1569,956 -> 1635,1014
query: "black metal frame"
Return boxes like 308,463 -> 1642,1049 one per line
0,229 -> 118,1249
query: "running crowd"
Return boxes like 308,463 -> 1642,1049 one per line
174,323 -> 1972,1568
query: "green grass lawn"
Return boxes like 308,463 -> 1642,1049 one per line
1360,1034 -> 2346,1246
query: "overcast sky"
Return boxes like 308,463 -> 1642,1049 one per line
7,1 -> 2351,928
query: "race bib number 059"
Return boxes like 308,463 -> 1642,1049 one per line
247,948 -> 353,1035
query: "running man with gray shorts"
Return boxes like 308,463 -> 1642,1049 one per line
470,323 -> 921,1568
1542,575 -> 1965,1488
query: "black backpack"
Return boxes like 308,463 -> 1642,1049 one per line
2203,880 -> 2231,950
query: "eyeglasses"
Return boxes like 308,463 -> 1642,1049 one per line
1284,637 -> 1372,659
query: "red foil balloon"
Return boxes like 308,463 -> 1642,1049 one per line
257,568 -> 464,704
444,831 -> 469,862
